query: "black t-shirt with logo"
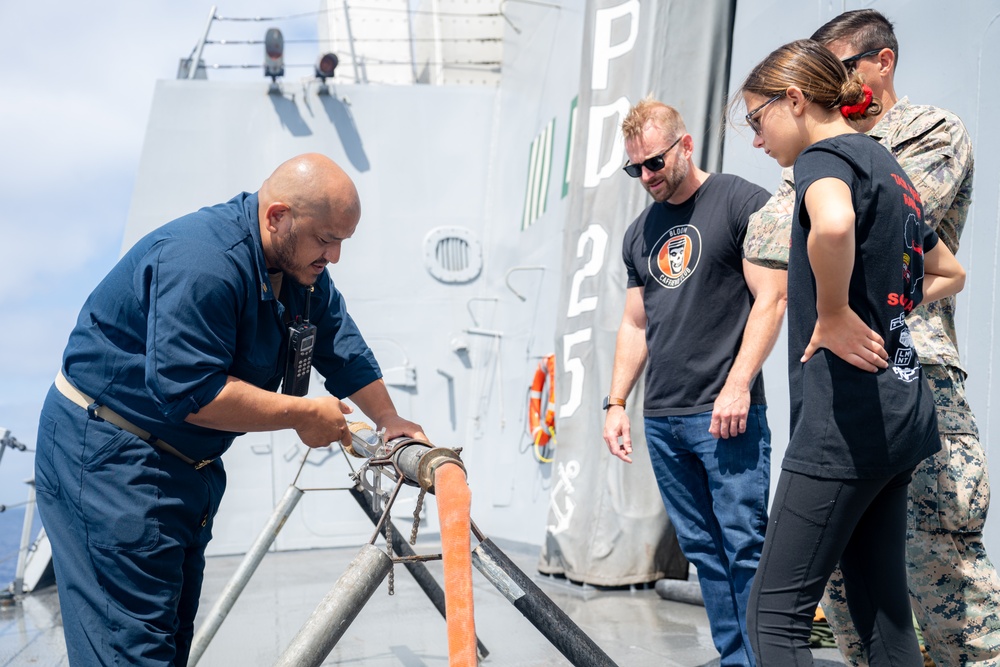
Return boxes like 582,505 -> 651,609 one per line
786,133 -> 941,479
623,173 -> 770,415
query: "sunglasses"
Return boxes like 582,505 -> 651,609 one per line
745,93 -> 783,136
622,135 -> 683,177
841,48 -> 883,73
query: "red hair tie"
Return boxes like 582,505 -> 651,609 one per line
841,85 -> 873,117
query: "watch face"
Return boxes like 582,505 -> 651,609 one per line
602,395 -> 610,410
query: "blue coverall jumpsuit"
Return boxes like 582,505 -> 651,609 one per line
34,192 -> 380,665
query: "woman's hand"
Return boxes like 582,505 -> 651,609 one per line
801,306 -> 888,372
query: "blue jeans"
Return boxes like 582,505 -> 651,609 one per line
645,405 -> 771,667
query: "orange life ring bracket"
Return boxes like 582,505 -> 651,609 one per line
528,354 -> 556,450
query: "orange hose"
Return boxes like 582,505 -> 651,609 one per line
436,462 -> 477,666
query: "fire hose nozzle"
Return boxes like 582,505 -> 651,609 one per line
345,421 -> 465,493
346,421 -> 380,458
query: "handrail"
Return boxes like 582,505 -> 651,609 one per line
188,6 -> 218,80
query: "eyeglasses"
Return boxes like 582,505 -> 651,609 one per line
622,135 -> 683,177
841,48 -> 883,73
745,94 -> 783,136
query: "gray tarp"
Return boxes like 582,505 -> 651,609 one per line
539,0 -> 736,586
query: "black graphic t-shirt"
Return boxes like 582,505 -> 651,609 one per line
623,173 -> 770,415
785,133 -> 941,479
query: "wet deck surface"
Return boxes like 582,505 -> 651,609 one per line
1,538 -> 847,666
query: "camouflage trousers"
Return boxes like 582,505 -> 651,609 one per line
822,365 -> 1000,666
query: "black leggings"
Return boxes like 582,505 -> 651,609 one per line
748,468 -> 922,666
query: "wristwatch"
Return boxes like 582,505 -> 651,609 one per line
602,395 -> 626,410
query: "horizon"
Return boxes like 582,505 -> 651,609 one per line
0,1 -> 323,497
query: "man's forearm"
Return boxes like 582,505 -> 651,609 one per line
348,378 -> 399,427
726,289 -> 786,391
609,324 -> 647,400
185,376 -> 315,433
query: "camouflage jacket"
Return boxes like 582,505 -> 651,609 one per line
744,97 -> 975,371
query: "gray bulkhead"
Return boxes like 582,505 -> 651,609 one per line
123,1 -> 584,556
122,0 -> 1000,564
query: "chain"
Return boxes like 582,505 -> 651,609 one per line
410,488 -> 426,545
386,516 -> 394,595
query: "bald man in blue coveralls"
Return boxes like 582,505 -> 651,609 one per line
34,153 -> 424,666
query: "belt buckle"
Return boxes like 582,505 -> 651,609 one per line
86,402 -> 105,422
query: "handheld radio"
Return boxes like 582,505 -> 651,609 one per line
281,286 -> 317,396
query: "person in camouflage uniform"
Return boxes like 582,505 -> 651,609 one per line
744,9 -> 1000,666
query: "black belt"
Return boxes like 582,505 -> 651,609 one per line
54,371 -> 214,470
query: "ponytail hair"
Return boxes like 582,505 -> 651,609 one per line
738,39 -> 881,123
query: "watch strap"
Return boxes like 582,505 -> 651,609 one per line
604,396 -> 627,409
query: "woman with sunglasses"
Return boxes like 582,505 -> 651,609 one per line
736,39 -> 966,665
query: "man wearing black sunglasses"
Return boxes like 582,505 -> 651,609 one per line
604,97 -> 785,667
744,10 -> 999,667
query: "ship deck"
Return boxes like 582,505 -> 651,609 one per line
1,537 -> 848,666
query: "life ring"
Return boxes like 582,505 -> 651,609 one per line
529,354 -> 556,446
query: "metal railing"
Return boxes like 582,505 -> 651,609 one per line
0,429 -> 36,600
178,1 -> 504,85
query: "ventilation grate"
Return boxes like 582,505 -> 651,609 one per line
436,236 -> 471,271
423,226 -> 483,284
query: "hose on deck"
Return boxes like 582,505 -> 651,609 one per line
435,461 -> 477,666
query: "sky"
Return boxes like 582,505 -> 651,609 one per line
0,1 -> 324,497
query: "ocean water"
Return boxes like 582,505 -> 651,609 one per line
0,506 -> 40,585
